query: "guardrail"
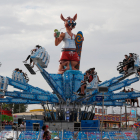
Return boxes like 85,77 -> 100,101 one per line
0,126 -> 139,140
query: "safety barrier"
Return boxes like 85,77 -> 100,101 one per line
0,126 -> 139,140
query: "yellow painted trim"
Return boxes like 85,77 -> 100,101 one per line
30,109 -> 56,112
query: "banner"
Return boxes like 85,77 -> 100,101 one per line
95,108 -> 97,113
130,109 -> 136,118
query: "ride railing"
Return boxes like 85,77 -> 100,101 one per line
0,126 -> 139,140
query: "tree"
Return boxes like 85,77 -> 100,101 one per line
2,103 -> 13,111
2,103 -> 28,113
13,104 -> 28,113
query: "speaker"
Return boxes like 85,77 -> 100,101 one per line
86,112 -> 95,120
89,113 -> 95,120
74,122 -> 81,131
82,111 -> 88,120
33,123 -> 40,131
50,112 -> 55,121
18,118 -> 23,125
70,111 -> 74,122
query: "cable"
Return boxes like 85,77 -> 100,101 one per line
35,70 -> 40,73
59,27 -> 65,32
125,86 -> 140,92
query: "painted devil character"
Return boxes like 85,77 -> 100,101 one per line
54,14 -> 84,74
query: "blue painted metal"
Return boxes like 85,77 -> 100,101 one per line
71,75 -> 125,103
96,101 -> 123,106
87,76 -> 140,104
26,120 -> 43,131
99,75 -> 123,87
0,45 -> 140,107
81,120 -> 100,131
86,91 -> 140,106
63,72 -> 73,98
108,77 -> 139,92
7,77 -> 49,94
3,91 -> 59,103
107,92 -> 140,101
40,68 -> 66,101
0,97 -> 42,104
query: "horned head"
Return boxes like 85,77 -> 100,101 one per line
60,14 -> 77,29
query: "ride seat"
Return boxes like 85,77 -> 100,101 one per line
133,53 -> 140,67
31,47 -> 50,68
0,76 -> 8,91
12,71 -> 19,81
18,73 -> 27,84
86,75 -> 98,92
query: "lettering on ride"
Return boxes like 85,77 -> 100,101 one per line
51,98 -> 58,103
109,83 -> 124,91
11,81 -> 27,90
11,99 -> 27,103
112,79 -> 117,83
111,94 -> 128,99
100,82 -> 110,87
115,102 -> 122,105
31,89 -> 43,94
127,77 -> 139,84
0,99 -> 8,102
29,100 -> 40,103
131,93 -> 140,98
20,94 -> 35,99
7,93 -> 18,97
37,95 -> 49,100
104,102 -> 112,105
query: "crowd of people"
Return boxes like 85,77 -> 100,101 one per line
13,68 -> 29,83
75,67 -> 101,96
2,120 -> 13,126
123,53 -> 135,75
123,88 -> 139,107
23,45 -> 41,68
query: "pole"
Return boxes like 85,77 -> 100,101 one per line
101,93 -> 104,140
120,106 -> 122,129
0,104 -> 2,132
125,105 -> 127,129
136,107 -> 137,119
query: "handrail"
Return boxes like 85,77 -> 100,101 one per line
117,59 -> 135,72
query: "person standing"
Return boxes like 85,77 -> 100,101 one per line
43,131 -> 51,140
20,122 -> 26,131
41,125 -> 52,139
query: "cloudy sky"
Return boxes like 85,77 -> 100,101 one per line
0,0 -> 140,114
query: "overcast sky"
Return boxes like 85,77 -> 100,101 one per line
0,0 -> 140,114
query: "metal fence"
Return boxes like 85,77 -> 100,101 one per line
0,126 -> 139,140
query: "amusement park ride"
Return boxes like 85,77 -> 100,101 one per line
0,14 -> 140,130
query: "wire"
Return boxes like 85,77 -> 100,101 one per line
35,70 -> 39,73
59,27 -> 65,32
125,86 -> 140,92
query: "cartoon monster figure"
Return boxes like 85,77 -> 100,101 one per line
54,14 -> 84,74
